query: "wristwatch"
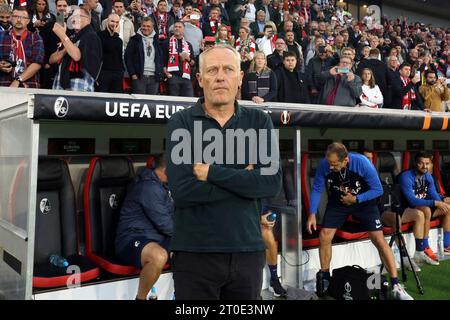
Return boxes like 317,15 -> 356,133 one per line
15,76 -> 24,83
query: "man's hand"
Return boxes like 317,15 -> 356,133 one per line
329,66 -> 338,76
9,80 -> 20,88
52,22 -> 67,40
181,51 -> 190,61
193,163 -> 210,181
0,65 -> 12,73
306,214 -> 317,234
261,212 -> 275,228
435,201 -> 450,214
346,71 -> 355,82
131,74 -> 138,80
252,96 -> 264,104
245,164 -> 254,170
412,73 -> 421,84
341,192 -> 357,206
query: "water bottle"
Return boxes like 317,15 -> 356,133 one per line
267,212 -> 277,222
49,254 -> 69,268
437,229 -> 444,261
148,286 -> 158,300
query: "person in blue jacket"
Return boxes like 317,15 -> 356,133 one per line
115,153 -> 173,300
306,142 -> 413,300
398,151 -> 450,263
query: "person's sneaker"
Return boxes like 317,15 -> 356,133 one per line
444,246 -> 450,255
316,271 -> 330,298
269,277 -> 287,297
424,247 -> 439,262
402,256 -> 421,272
391,284 -> 414,300
415,251 -> 440,266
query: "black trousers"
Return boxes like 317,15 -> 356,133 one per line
168,74 -> 194,97
96,70 -> 124,93
172,251 -> 265,300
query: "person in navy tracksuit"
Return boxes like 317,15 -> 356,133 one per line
306,142 -> 413,300
398,151 -> 450,263
115,153 -> 174,300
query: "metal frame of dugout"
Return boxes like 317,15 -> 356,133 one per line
1,87 -> 449,300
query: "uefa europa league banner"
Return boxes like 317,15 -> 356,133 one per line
31,94 -> 448,131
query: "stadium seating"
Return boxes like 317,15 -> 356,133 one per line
33,158 -> 100,288
83,156 -> 140,275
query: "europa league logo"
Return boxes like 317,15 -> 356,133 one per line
281,110 -> 291,125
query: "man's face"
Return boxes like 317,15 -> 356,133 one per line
113,2 -> 125,15
172,4 -> 180,14
184,6 -> 192,15
172,22 -> 184,37
339,58 -> 352,69
198,48 -> 243,108
287,31 -> 298,45
70,9 -> 87,31
141,20 -> 154,35
335,36 -> 344,47
415,157 -> 430,175
342,50 -> 353,60
210,9 -> 219,20
388,57 -> 398,69
86,0 -> 98,10
0,12 -> 11,27
426,72 -> 436,85
157,1 -> 167,14
107,14 -> 120,32
11,10 -> 29,30
284,21 -> 293,32
56,0 -> 69,15
283,56 -> 297,71
275,39 -> 285,52
257,11 -> 265,22
264,27 -> 273,37
399,66 -> 411,78
327,153 -> 349,172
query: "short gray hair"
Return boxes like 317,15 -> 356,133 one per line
199,44 -> 241,72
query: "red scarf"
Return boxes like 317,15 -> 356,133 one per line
10,29 -> 28,78
9,0 -> 27,9
401,76 -> 416,110
209,17 -> 220,34
167,36 -> 191,80
326,75 -> 341,105
156,12 -> 169,40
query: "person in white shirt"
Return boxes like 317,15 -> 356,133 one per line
243,0 -> 257,23
360,68 -> 384,108
256,24 -> 276,56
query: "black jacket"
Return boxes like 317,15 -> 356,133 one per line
115,168 -> 174,253
125,32 -> 163,81
98,29 -> 123,72
305,55 -> 333,91
275,67 -> 311,103
388,74 -> 424,110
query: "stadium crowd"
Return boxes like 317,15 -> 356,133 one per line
0,0 -> 449,110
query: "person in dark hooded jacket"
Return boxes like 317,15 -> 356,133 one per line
115,153 -> 174,300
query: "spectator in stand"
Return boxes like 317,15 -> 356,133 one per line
284,30 -> 303,71
389,62 -> 424,111
318,56 -> 362,107
0,7 -> 44,88
243,0 -> 256,23
125,17 -> 163,95
82,0 -> 101,32
27,0 -> 56,89
235,26 -> 256,73
359,68 -> 383,108
202,0 -> 229,24
241,51 -> 277,103
306,42 -> 333,103
257,0 -> 280,26
275,51 -> 310,103
51,7 -> 102,91
151,0 -> 174,42
169,0 -> 182,22
256,24 -> 276,56
202,6 -> 221,37
161,21 -> 194,97
141,0 -> 155,16
267,38 -> 286,72
249,9 -> 266,39
183,10 -> 203,58
357,48 -> 389,106
128,0 -> 147,32
97,13 -> 124,93
102,0 -> 134,51
215,24 -> 234,46
419,70 -> 450,112
0,4 -> 11,32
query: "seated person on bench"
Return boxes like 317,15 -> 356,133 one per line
261,204 -> 287,297
398,152 -> 450,263
115,153 -> 173,300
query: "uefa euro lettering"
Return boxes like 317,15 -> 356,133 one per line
105,102 -> 186,119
